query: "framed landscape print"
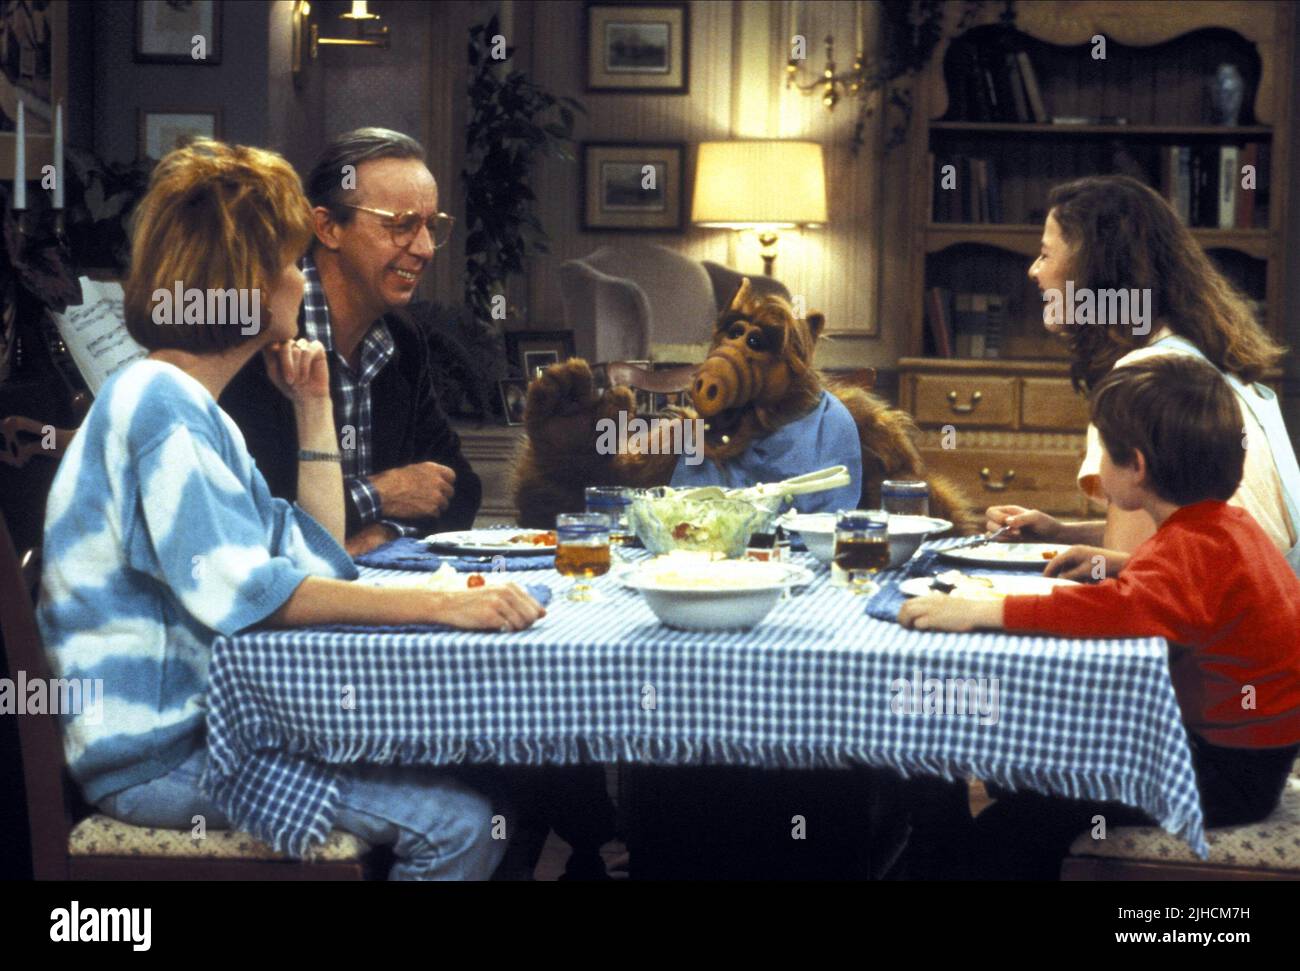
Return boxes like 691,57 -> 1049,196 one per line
1,0 -> 67,181
139,109 -> 220,161
581,142 -> 685,232
135,0 -> 222,64
584,2 -> 688,93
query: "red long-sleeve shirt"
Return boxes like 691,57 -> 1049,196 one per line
1002,500 -> 1300,748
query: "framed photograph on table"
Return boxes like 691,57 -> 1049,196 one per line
139,109 -> 220,161
135,0 -> 222,64
585,2 -> 688,93
581,142 -> 685,232
498,379 -> 528,426
0,0 -> 68,182
505,330 -> 576,379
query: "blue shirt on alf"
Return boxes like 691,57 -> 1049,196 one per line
670,390 -> 863,513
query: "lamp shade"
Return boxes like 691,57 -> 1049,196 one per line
691,141 -> 828,228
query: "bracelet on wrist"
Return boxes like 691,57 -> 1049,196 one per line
298,449 -> 342,463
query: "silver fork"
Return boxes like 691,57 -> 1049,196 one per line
943,524 -> 1013,553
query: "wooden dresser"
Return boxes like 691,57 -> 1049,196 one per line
453,422 -> 525,526
897,358 -> 1096,518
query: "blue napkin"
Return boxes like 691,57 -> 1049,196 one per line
865,545 -> 1047,623
315,583 -> 554,633
865,548 -> 944,622
354,536 -> 554,572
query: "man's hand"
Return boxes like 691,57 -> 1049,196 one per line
345,522 -> 397,558
898,595 -> 1004,632
369,462 -> 456,519
1043,545 -> 1130,582
264,338 -> 331,406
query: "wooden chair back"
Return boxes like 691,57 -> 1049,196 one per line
0,515 -> 75,879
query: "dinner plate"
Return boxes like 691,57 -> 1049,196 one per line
422,529 -> 556,556
936,542 -> 1067,568
898,574 -> 1077,598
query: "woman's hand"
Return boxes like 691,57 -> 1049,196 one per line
985,504 -> 1062,541
1043,545 -> 1130,582
264,338 -> 330,405
898,594 -> 1004,632
427,584 -> 546,631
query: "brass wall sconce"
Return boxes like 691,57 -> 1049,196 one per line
292,1 -> 390,83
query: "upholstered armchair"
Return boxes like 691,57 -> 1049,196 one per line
558,243 -> 791,364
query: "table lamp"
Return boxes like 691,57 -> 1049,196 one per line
691,140 -> 828,276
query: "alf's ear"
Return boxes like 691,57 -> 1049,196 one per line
807,312 -> 826,342
729,278 -> 753,311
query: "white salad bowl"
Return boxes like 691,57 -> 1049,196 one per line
620,556 -> 812,631
784,513 -> 953,568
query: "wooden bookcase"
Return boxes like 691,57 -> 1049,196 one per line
897,1 -> 1295,517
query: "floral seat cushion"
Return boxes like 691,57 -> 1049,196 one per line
68,814 -> 369,863
1068,776 -> 1300,871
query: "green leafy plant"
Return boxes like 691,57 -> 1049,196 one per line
62,148 -> 154,273
463,15 -> 584,325
851,0 -> 1000,154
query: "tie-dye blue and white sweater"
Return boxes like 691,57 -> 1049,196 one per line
36,359 -> 357,805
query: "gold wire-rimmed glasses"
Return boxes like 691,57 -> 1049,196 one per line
342,204 -> 455,249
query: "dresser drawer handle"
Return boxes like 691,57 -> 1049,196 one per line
946,390 -> 983,414
980,467 -> 1016,491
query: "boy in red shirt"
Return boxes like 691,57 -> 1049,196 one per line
900,355 -> 1300,879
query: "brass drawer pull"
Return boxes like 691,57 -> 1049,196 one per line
980,467 -> 1016,491
947,390 -> 983,414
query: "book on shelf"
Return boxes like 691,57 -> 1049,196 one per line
1217,144 -> 1239,229
931,155 -> 1000,223
1050,115 -> 1128,125
1235,142 -> 1258,229
952,292 -> 1004,359
924,286 -> 955,358
1003,52 -> 1030,122
1016,50 -> 1046,122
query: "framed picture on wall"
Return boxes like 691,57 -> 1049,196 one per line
1,0 -> 68,182
581,142 -> 685,232
506,330 -> 576,379
135,0 -> 222,64
139,109 -> 221,161
584,2 -> 688,93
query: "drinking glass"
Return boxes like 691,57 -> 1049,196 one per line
881,480 -> 930,517
555,512 -> 612,601
585,486 -> 634,546
832,510 -> 891,595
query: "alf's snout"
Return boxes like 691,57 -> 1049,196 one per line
691,348 -> 751,418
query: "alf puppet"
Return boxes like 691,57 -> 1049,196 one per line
514,280 -> 972,530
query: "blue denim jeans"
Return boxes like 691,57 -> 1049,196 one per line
97,748 -> 507,880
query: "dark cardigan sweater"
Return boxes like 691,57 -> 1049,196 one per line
219,311 -> 481,538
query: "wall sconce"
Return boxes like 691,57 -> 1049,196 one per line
293,0 -> 390,82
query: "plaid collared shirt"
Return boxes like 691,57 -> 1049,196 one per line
298,254 -> 408,532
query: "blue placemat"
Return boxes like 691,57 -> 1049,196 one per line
865,545 -> 1045,623
354,536 -> 554,572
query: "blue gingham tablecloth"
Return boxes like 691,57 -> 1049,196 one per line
201,539 -> 1207,860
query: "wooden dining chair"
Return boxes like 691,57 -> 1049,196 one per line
1060,768 -> 1300,881
0,514 -> 378,880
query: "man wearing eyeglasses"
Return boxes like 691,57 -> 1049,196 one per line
222,128 -> 479,555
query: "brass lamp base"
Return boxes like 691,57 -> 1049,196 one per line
756,231 -> 779,277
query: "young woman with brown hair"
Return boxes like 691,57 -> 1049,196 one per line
986,174 -> 1300,578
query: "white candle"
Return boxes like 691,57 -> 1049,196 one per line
13,99 -> 25,210
53,101 -> 63,210
351,1 -> 366,17
856,1 -> 864,54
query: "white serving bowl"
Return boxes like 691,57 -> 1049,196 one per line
784,513 -> 953,568
620,556 -> 810,631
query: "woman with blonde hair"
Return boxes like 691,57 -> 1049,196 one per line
987,174 -> 1300,578
37,140 -> 544,879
